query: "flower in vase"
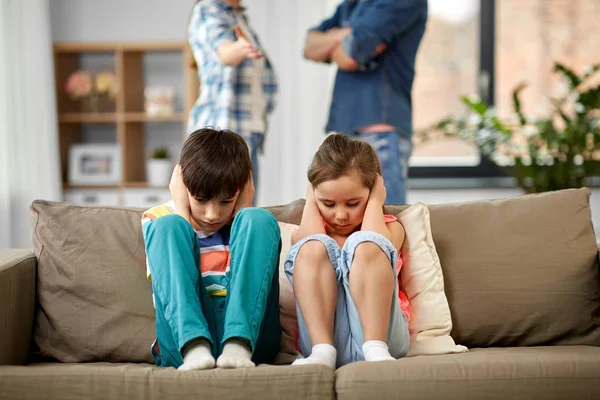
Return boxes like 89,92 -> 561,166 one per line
65,70 -> 92,100
95,71 -> 118,100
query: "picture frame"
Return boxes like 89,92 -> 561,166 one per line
68,144 -> 122,186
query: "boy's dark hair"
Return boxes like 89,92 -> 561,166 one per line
180,128 -> 252,200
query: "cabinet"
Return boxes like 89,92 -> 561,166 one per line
54,41 -> 199,207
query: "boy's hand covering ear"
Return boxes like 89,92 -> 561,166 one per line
234,173 -> 255,217
169,164 -> 192,223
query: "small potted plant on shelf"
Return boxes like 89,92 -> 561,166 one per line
147,148 -> 172,187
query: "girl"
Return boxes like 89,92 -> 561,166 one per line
284,134 -> 410,369
187,0 -> 277,199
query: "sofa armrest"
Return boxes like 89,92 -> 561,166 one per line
0,249 -> 36,365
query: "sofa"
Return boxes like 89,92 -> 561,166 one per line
1,188 -> 600,400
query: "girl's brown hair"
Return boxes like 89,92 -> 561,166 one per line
308,134 -> 381,189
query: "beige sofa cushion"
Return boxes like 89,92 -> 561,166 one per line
384,189 -> 600,348
335,346 -> 600,400
426,188 -> 600,348
398,202 -> 467,356
31,201 -> 155,363
0,363 -> 335,400
277,222 -> 300,358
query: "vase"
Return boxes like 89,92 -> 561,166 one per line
83,94 -> 100,113
512,164 -> 587,193
147,159 -> 172,187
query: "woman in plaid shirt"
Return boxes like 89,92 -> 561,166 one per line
188,0 -> 277,197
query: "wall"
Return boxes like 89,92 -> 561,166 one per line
50,0 -> 192,41
50,0 -> 337,207
49,0 -> 600,241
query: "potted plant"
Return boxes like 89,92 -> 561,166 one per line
418,62 -> 600,193
147,148 -> 172,187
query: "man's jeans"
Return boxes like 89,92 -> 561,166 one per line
347,130 -> 413,205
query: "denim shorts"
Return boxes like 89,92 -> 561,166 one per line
284,231 -> 409,368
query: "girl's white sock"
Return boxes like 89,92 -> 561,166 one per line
362,340 -> 395,362
292,343 -> 337,369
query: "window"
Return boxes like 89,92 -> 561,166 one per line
495,0 -> 600,119
411,0 -> 600,179
410,0 -> 501,178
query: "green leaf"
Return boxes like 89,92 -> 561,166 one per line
461,95 -> 488,115
583,64 -> 600,79
512,82 -> 528,126
578,85 -> 600,110
554,62 -> 581,89
549,97 -> 572,126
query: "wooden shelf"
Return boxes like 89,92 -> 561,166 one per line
54,41 -> 198,206
63,183 -> 120,190
124,182 -> 169,189
59,113 -> 118,123
124,112 -> 186,122
58,112 -> 185,123
54,41 -> 186,53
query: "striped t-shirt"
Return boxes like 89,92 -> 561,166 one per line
142,201 -> 231,297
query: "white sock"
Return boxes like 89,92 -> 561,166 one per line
292,343 -> 337,369
362,340 -> 395,362
216,338 -> 255,369
178,339 -> 215,371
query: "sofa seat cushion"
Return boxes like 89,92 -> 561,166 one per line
0,362 -> 334,400
335,346 -> 600,400
385,189 -> 600,348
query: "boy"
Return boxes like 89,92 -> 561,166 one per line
142,128 -> 281,370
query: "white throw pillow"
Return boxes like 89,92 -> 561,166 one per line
277,222 -> 300,357
398,201 -> 468,356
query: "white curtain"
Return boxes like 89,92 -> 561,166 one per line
248,0 -> 339,206
0,0 -> 61,249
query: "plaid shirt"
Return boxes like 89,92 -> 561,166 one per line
187,0 -> 278,139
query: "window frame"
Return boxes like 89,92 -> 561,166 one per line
408,0 -> 504,179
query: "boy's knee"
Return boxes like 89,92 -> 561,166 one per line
150,214 -> 191,234
235,208 -> 278,230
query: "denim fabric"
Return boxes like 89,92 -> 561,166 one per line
245,133 -> 263,206
311,0 -> 427,136
143,209 -> 281,368
284,231 -> 409,368
347,130 -> 413,205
